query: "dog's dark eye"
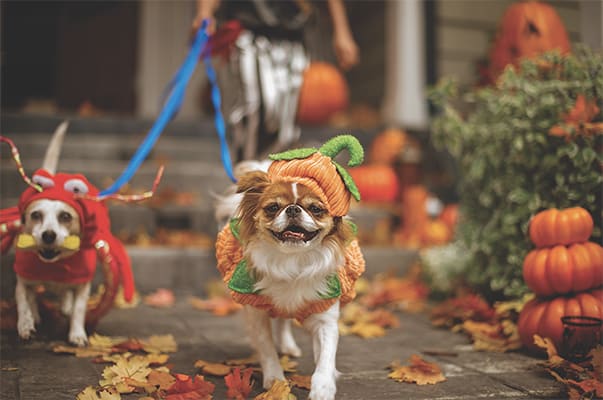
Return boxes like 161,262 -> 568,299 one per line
30,211 -> 42,221
264,203 -> 280,213
308,204 -> 324,215
59,212 -> 73,223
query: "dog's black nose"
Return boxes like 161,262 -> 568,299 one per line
42,230 -> 56,244
285,205 -> 301,218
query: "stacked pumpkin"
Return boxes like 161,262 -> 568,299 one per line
518,207 -> 603,352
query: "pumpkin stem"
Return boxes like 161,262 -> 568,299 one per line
319,135 -> 364,167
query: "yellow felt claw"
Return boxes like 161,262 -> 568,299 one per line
16,234 -> 36,249
61,235 -> 81,251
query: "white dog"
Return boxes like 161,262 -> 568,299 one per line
214,139 -> 365,400
13,122 -> 90,346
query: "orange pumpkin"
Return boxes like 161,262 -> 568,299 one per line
369,128 -> 408,165
517,289 -> 603,352
297,62 -> 349,125
529,207 -> 594,248
488,1 -> 571,81
349,164 -> 399,203
523,242 -> 603,296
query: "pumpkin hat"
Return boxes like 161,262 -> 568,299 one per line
267,134 -> 364,216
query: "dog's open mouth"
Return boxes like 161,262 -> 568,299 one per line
38,248 -> 61,261
271,225 -> 319,243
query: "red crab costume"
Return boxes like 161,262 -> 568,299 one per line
0,136 -> 161,328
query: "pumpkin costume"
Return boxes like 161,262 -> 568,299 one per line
215,135 -> 366,321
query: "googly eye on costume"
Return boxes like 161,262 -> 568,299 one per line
32,174 -> 55,189
64,179 -> 89,195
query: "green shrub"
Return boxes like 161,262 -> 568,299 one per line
429,47 -> 602,300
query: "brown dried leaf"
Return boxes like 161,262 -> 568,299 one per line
387,354 -> 446,385
147,369 -> 177,391
288,374 -> 311,390
194,359 -> 232,376
349,322 -> 386,339
226,355 -> 259,367
430,294 -> 495,328
52,345 -> 109,358
462,320 -> 522,352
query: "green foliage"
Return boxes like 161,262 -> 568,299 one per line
429,47 -> 603,300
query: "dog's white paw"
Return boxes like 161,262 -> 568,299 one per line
17,317 -> 36,341
262,369 -> 285,390
309,372 -> 336,400
68,328 -> 88,347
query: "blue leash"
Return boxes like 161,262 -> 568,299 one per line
100,20 -> 236,196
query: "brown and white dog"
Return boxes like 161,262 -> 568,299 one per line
215,150 -> 365,400
14,122 -> 90,346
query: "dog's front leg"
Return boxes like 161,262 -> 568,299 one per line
243,306 -> 284,388
274,318 -> 302,357
15,277 -> 37,340
68,282 -> 90,346
303,301 -> 340,400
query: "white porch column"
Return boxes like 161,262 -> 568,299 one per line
381,0 -> 428,130
136,0 -> 205,121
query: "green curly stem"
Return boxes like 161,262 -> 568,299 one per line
318,135 -> 364,167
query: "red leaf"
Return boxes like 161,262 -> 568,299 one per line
224,367 -> 254,399
165,374 -> 215,400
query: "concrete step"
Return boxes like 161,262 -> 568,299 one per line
0,246 -> 417,296
1,160 -> 232,199
0,134 -> 223,163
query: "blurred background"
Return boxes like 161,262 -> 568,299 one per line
1,0 -> 602,295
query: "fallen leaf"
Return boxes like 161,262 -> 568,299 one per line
165,373 -> 215,400
142,334 -> 178,354
360,274 -> 429,310
462,320 -> 522,352
147,369 -> 177,391
88,334 -> 128,349
100,357 -> 152,393
430,294 -> 495,328
225,367 -> 254,399
279,356 -> 298,373
143,288 -> 176,308
194,359 -> 232,376
52,345 -> 109,358
533,335 -> 559,359
254,380 -> 296,400
114,287 -> 141,309
189,295 -> 242,316
387,355 -> 446,385
288,374 -> 311,390
349,322 -> 386,339
77,386 -> 121,400
226,355 -> 259,366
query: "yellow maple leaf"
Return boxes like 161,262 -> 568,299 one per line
349,322 -> 386,339
100,357 -> 152,393
254,380 -> 296,400
388,355 -> 446,385
141,334 -> 177,353
77,386 -> 121,400
88,334 -> 124,348
462,320 -> 522,352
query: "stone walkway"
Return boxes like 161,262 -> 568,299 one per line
1,299 -> 565,400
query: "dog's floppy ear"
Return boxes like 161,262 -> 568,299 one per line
236,170 -> 270,194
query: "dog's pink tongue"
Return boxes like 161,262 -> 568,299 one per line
283,230 -> 304,240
